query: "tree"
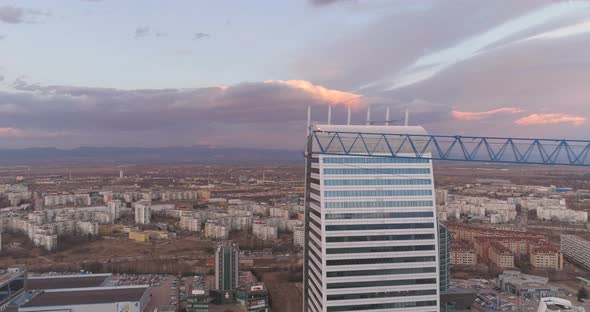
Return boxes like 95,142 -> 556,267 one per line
577,287 -> 589,301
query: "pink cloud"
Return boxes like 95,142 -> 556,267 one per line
0,127 -> 72,138
515,113 -> 587,126
265,80 -> 364,108
0,127 -> 24,136
451,107 -> 524,121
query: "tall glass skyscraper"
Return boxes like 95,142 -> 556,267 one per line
303,125 -> 441,312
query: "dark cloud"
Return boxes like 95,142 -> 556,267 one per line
193,32 -> 211,40
0,80 -> 371,148
0,5 -> 25,23
309,0 -> 350,6
0,5 -> 49,24
134,26 -> 151,38
0,35 -> 5,40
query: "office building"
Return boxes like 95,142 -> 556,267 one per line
561,234 -> 590,270
303,124 -> 440,312
235,283 -> 270,312
438,223 -> 450,292
215,242 -> 239,291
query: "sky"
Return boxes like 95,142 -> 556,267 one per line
1,0 -> 590,149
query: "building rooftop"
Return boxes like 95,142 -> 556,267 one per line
490,241 -> 512,255
532,245 -> 561,254
0,268 -> 24,285
22,286 -> 148,307
27,274 -> 111,290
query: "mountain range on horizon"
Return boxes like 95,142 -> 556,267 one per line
0,146 -> 303,165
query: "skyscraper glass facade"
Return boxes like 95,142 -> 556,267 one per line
303,125 -> 441,312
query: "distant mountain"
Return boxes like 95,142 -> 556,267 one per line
0,146 -> 303,165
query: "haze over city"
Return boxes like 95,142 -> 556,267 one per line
2,1 -> 590,312
1,0 -> 589,149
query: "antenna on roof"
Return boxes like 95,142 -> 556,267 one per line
385,107 -> 391,126
347,106 -> 352,125
306,105 -> 311,136
404,108 -> 409,126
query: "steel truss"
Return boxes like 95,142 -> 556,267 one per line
311,130 -> 590,166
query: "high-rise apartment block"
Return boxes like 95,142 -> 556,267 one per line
561,234 -> 590,270
215,241 -> 239,291
134,201 -> 151,225
108,200 -> 122,223
303,125 -> 440,312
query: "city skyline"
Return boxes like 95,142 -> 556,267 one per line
1,0 -> 590,149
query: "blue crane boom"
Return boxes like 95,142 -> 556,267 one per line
310,130 -> 590,166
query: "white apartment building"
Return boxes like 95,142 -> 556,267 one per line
180,215 -> 201,232
294,226 -> 305,248
108,200 -> 122,222
561,234 -> 590,270
304,125 -> 440,312
536,207 -> 588,223
134,201 -> 151,225
205,221 -> 229,240
252,222 -> 278,241
44,193 -> 91,207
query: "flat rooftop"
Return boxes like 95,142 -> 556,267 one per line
22,286 -> 148,307
27,274 -> 111,290
0,269 -> 25,285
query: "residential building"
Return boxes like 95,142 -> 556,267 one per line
303,124 -> 440,312
252,222 -> 278,241
134,201 -> 151,225
107,200 -> 122,222
489,242 -> 515,269
215,242 -> 239,291
451,241 -> 477,265
293,226 -> 304,247
205,221 -> 229,240
530,245 -> 563,271
561,234 -> 590,270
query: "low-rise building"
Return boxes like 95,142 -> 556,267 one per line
450,241 -> 477,265
489,242 -> 514,268
19,285 -> 151,312
129,231 -> 150,242
530,245 -> 563,271
235,283 -> 270,312
497,271 -> 560,300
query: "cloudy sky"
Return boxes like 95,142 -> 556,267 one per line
1,0 -> 590,149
